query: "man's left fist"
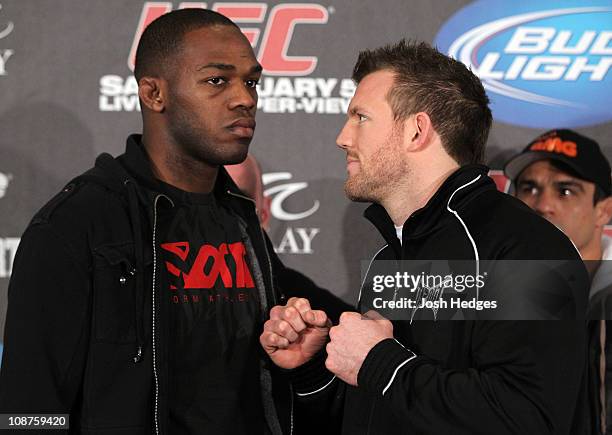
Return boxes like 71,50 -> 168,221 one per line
325,311 -> 393,386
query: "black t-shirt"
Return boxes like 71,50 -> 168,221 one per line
157,182 -> 265,435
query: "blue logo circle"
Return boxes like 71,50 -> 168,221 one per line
434,1 -> 612,128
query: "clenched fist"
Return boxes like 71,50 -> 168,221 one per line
325,311 -> 393,386
260,297 -> 331,369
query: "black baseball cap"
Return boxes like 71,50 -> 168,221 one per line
504,129 -> 611,196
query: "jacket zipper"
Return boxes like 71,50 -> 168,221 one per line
289,383 -> 294,435
152,194 -> 163,435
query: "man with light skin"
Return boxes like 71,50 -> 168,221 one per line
505,130 -> 612,434
226,154 -> 272,230
505,130 -> 612,293
260,40 -> 589,434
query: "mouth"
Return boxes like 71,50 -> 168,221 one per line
346,158 -> 360,173
228,118 -> 256,139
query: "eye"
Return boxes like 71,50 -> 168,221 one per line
518,185 -> 537,196
206,77 -> 227,86
357,114 -> 368,123
245,79 -> 259,89
559,188 -> 573,197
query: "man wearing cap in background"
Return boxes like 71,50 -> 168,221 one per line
504,129 -> 612,434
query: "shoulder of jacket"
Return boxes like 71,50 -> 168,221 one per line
29,171 -> 126,228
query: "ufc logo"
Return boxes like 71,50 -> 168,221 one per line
128,2 -> 329,75
161,241 -> 255,289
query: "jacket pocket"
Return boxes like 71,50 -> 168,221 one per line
92,242 -> 137,343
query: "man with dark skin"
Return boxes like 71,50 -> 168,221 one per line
0,9 -> 295,435
140,24 -> 260,191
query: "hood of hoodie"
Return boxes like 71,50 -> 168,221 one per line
115,134 -> 251,208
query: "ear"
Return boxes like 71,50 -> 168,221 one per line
260,195 -> 272,231
403,112 -> 433,151
595,196 -> 612,228
138,77 -> 166,113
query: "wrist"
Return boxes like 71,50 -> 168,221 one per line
357,338 -> 417,396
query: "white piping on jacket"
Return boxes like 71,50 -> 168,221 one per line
446,175 -> 482,299
358,244 -> 389,306
295,375 -> 338,397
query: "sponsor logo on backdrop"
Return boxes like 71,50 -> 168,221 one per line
434,1 -> 612,128
0,172 -> 19,278
0,172 -> 12,198
99,2 -> 355,114
0,4 -> 14,76
263,172 -> 320,254
0,237 -> 19,278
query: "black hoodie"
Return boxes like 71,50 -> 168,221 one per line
0,135 -> 309,434
290,165 -> 591,435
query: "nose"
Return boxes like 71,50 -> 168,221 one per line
229,83 -> 257,112
336,120 -> 352,150
533,188 -> 556,218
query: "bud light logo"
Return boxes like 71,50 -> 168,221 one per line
434,1 -> 612,128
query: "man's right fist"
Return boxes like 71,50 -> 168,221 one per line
260,297 -> 331,369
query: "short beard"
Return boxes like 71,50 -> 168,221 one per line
344,126 -> 408,203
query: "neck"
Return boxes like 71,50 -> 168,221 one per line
381,158 -> 459,227
580,233 -> 604,278
142,130 -> 218,194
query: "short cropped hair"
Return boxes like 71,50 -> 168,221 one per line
134,8 -> 239,82
352,40 -> 492,165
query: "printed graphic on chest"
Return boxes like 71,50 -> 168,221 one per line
161,241 -> 256,304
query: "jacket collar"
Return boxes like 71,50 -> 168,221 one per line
119,134 -> 252,207
364,164 -> 494,250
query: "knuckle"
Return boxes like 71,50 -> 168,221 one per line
339,312 -> 352,323
278,320 -> 289,334
284,306 -> 297,319
295,298 -> 311,311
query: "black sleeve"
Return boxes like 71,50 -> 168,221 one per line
286,349 -> 345,435
0,224 -> 91,422
357,321 -> 588,434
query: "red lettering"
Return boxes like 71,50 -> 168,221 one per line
183,243 -> 233,288
258,4 -> 328,75
213,3 -> 267,45
129,3 -> 327,75
128,2 -> 173,70
228,242 -> 255,288
161,241 -> 190,261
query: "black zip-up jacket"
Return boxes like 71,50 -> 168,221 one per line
0,135 -> 333,434
290,165 -> 591,434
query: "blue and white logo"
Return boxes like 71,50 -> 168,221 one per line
435,1 -> 612,128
